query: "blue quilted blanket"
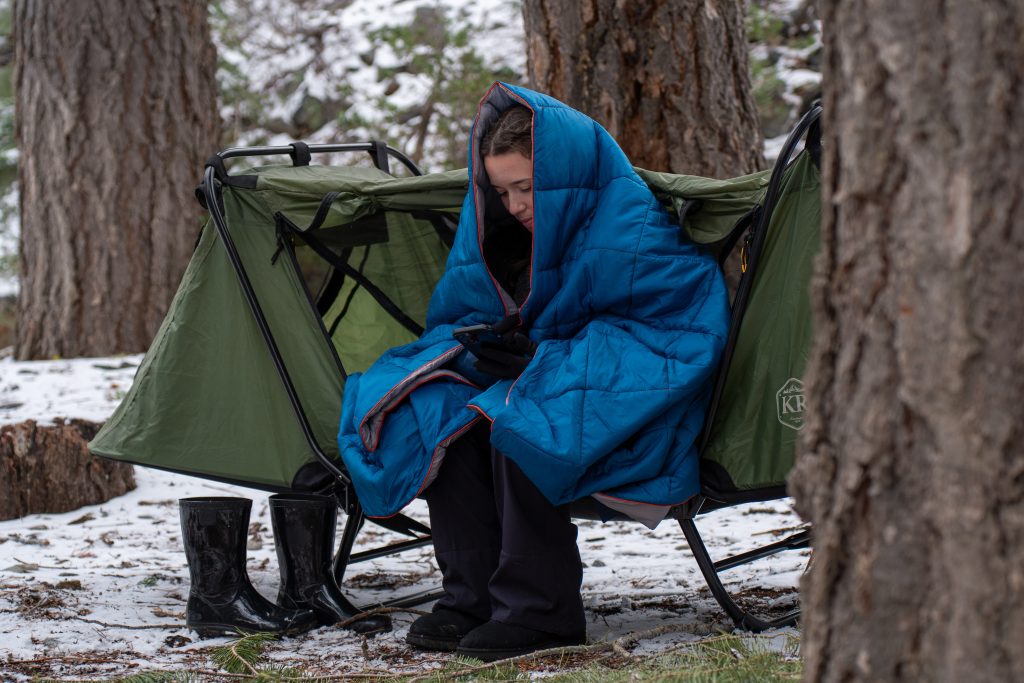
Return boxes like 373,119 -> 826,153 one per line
338,83 -> 729,522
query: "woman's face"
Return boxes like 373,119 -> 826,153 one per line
484,152 -> 534,232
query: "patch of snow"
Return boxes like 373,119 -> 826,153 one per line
763,133 -> 791,164
0,182 -> 17,298
777,67 -> 821,91
0,351 -> 805,678
768,0 -> 804,16
0,356 -> 143,427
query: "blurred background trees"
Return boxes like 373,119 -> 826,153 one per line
0,0 -> 820,356
209,0 -> 523,168
13,0 -> 220,358
522,0 -> 763,177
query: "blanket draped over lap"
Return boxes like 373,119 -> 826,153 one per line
337,83 -> 730,525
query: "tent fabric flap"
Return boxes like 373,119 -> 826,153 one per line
699,150 -> 821,493
89,157 -> 815,497
90,163 -> 467,489
89,188 -> 343,489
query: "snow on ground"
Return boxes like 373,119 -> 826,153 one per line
0,356 -> 142,427
0,357 -> 805,680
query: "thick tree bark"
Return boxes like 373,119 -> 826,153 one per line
0,420 -> 135,521
522,0 -> 763,176
14,0 -> 220,359
789,1 -> 1024,681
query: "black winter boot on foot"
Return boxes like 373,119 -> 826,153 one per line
269,493 -> 391,636
456,620 -> 586,662
406,607 -> 486,651
179,497 -> 317,638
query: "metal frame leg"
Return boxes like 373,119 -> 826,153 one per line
332,502 -> 365,587
679,517 -> 808,631
331,501 -> 444,610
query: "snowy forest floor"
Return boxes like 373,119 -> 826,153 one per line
0,357 -> 806,681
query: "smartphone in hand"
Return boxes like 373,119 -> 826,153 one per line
452,324 -> 514,358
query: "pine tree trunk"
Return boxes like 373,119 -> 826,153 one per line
789,1 -> 1024,681
0,420 -> 135,521
14,0 -> 220,359
522,0 -> 763,176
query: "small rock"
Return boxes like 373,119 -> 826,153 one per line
92,361 -> 138,370
165,635 -> 192,648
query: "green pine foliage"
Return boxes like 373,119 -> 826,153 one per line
208,0 -> 520,172
211,630 -> 279,675
547,634 -> 801,683
108,673 -> 204,683
23,631 -> 799,681
365,5 -> 519,170
414,656 -> 526,681
746,1 -> 821,140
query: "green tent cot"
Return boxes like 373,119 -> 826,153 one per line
89,106 -> 822,631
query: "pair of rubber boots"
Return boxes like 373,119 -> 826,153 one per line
179,494 -> 390,638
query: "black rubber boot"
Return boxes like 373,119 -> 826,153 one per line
179,497 -> 317,639
407,607 -> 486,651
269,493 -> 392,635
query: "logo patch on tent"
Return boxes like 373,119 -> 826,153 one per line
776,378 -> 806,431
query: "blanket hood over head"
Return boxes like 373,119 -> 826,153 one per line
338,83 -> 729,525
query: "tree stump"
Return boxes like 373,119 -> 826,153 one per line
0,420 -> 135,521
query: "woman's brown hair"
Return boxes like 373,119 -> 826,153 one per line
480,105 -> 532,159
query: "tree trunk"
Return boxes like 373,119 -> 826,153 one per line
522,0 -> 763,176
0,420 -> 135,521
789,2 -> 1024,681
14,0 -> 221,359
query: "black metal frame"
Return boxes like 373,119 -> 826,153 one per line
198,141 -> 445,611
196,106 -> 822,627
668,103 -> 822,630
680,517 -> 808,630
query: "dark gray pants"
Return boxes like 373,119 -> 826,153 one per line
422,423 -> 586,637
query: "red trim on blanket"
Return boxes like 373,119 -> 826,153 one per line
505,372 -> 525,405
364,417 -> 485,521
473,83 -> 506,315
411,418 -> 483,499
358,345 -> 467,451
497,83 -> 536,318
477,83 -> 537,322
468,404 -> 494,423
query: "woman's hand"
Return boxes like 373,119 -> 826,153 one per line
472,344 -> 532,379
472,321 -> 537,379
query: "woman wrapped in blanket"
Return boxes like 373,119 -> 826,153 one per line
337,83 -> 729,661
